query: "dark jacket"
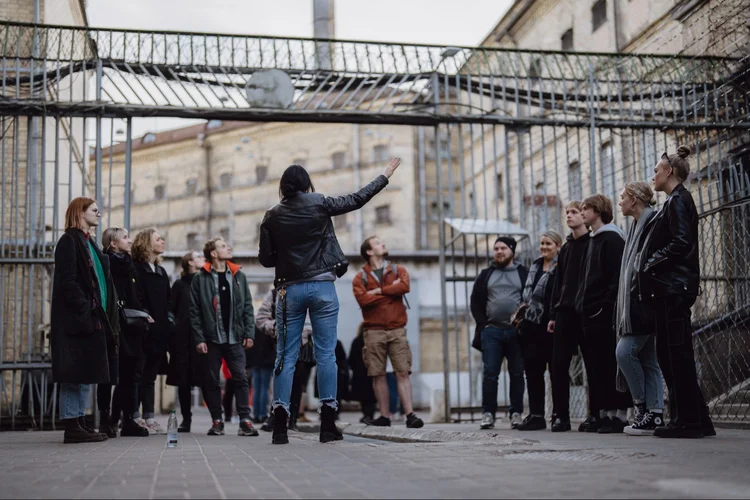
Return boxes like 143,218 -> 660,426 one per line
107,250 -> 147,358
51,229 -> 119,384
259,175 -> 389,288
550,232 -> 590,319
348,334 -> 376,404
134,260 -> 173,355
314,340 -> 350,401
166,273 -> 204,387
573,224 -> 626,319
470,262 -> 529,351
638,184 -> 700,301
190,261 -> 255,345
622,210 -> 658,336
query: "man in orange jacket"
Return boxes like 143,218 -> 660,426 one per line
353,236 -> 424,429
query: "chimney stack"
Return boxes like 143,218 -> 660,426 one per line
313,0 -> 335,71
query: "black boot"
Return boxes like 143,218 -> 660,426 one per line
99,410 -> 118,438
178,418 -> 192,433
121,418 -> 149,437
320,405 -> 343,443
79,416 -> 108,440
272,406 -> 289,445
261,415 -> 274,433
64,418 -> 105,444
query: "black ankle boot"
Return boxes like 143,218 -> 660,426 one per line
64,418 -> 105,444
78,416 -> 108,439
320,405 -> 343,443
100,410 -> 118,438
272,406 -> 289,445
121,418 -> 149,437
178,418 -> 192,433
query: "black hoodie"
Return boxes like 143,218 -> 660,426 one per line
574,223 -> 626,319
550,232 -> 590,319
107,250 -> 147,357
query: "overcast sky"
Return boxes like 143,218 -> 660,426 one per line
86,0 -> 512,140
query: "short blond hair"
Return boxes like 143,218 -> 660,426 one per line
102,227 -> 128,252
565,200 -> 583,211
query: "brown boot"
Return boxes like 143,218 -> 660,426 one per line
63,418 -> 106,443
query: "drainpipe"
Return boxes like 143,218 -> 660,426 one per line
199,132 -> 214,237
612,0 -> 624,51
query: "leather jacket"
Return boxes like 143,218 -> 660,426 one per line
259,175 -> 389,288
637,183 -> 700,301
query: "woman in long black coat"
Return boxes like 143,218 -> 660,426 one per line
99,226 -> 150,438
166,251 -> 206,432
132,227 -> 173,435
349,323 -> 377,423
51,197 -> 119,444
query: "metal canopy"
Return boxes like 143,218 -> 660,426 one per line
444,217 -> 530,239
0,21 -> 746,129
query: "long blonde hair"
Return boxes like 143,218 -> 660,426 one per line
132,228 -> 162,264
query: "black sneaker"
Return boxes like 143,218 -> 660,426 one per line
121,419 -> 149,437
238,419 -> 259,436
406,413 -> 424,429
551,415 -> 571,432
207,420 -> 225,436
260,415 -> 274,433
654,421 -> 704,439
597,416 -> 618,434
625,411 -> 664,436
367,416 -> 391,427
516,414 -> 546,431
178,420 -> 191,433
578,415 -> 601,433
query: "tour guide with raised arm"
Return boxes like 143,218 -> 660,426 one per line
259,157 -> 400,445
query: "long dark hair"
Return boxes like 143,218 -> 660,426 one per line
279,164 -> 315,199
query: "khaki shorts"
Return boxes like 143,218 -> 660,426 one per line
363,328 -> 412,377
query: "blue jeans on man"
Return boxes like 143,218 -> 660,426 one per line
273,281 -> 339,415
481,326 -> 525,416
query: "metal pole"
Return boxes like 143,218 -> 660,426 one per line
124,118 -> 133,230
353,124 -> 363,248
433,72 -> 451,423
418,126 -> 427,248
95,60 -> 103,243
588,61 -> 598,193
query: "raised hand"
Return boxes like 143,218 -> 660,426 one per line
384,157 -> 401,178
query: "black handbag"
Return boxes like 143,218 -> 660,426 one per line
118,303 -> 150,329
298,338 -> 316,365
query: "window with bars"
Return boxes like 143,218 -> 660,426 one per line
331,151 -> 347,169
219,172 -> 233,189
561,29 -> 574,51
185,178 -> 197,195
375,205 -> 392,225
256,165 -> 268,184
187,232 -> 200,250
592,0 -> 607,32
372,145 -> 389,163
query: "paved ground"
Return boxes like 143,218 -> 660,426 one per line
1,410 -> 750,499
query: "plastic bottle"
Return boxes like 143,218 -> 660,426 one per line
166,409 -> 178,448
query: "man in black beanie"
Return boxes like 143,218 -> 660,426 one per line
470,236 -> 528,430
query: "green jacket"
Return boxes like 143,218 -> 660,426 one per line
189,261 -> 255,345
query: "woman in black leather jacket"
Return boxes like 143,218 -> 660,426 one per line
259,157 -> 400,445
640,145 -> 714,439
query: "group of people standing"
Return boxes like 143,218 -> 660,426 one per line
472,146 -> 716,439
51,156 -> 408,444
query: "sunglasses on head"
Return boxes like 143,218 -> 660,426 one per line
662,151 -> 673,170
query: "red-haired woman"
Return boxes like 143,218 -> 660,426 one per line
51,197 -> 119,443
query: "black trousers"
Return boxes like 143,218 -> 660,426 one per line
98,353 -> 143,424
223,379 -> 237,419
290,361 -> 314,426
551,310 -> 586,419
522,324 -> 554,417
178,385 -> 193,421
655,296 -> 707,426
140,352 -> 165,418
203,342 -> 250,422
581,307 -> 632,414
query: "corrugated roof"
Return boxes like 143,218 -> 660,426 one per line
444,217 -> 530,238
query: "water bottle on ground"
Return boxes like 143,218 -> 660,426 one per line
167,410 -> 178,448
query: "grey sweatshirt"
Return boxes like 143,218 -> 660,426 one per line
486,262 -> 523,329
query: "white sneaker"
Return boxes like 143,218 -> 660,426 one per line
510,412 -> 523,429
480,412 -> 495,429
146,420 -> 166,435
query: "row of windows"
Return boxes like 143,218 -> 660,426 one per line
181,205 -> 393,250
557,0 -> 609,52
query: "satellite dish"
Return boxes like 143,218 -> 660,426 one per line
245,69 -> 294,109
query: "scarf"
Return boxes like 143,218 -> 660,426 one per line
616,206 -> 655,337
521,255 -> 557,325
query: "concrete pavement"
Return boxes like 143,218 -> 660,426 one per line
1,411 -> 749,499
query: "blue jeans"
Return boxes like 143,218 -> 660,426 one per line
273,281 -> 339,415
252,367 -> 273,419
616,335 -> 664,411
59,383 -> 91,420
481,326 -> 524,416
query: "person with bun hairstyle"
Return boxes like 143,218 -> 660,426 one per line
614,182 -> 664,435
640,146 -> 716,438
